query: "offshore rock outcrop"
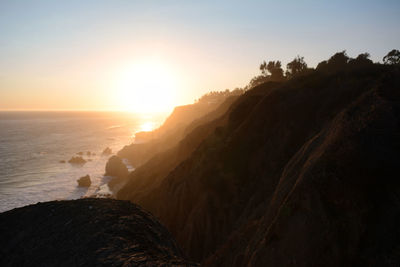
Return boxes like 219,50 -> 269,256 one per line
102,147 -> 112,156
77,174 -> 91,187
68,156 -> 86,164
0,198 -> 197,267
105,155 -> 129,178
105,155 -> 129,190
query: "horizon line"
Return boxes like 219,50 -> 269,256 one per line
0,109 -> 170,115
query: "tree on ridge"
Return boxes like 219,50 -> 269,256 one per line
286,56 -> 308,78
383,49 -> 400,65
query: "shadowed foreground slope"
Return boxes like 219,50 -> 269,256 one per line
0,198 -> 197,267
117,64 -> 400,265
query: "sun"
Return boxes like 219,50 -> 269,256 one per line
115,59 -> 178,113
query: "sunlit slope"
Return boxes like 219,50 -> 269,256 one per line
118,92 -> 241,167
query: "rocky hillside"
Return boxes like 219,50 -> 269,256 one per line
116,63 -> 400,265
118,92 -> 240,168
0,198 -> 197,267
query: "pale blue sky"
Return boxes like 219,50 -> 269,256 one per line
0,0 -> 399,110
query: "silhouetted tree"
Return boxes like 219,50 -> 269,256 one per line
317,51 -> 349,72
286,56 -> 308,78
316,60 -> 328,70
267,61 -> 284,80
252,60 -> 284,88
196,89 -> 244,104
356,53 -> 371,61
328,50 -> 349,68
383,49 -> 400,65
259,61 -> 268,75
247,75 -> 270,89
348,53 -> 373,68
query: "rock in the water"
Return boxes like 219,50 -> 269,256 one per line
59,160 -> 66,163
87,151 -> 91,156
77,151 -> 83,155
68,156 -> 86,164
0,199 -> 198,266
105,155 -> 128,178
77,175 -> 91,187
102,147 -> 112,155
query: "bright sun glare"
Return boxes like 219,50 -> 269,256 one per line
139,121 -> 154,132
115,60 -> 178,114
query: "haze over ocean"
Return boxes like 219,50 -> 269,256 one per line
0,111 -> 163,212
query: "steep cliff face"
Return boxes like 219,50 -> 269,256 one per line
118,103 -> 210,167
117,64 -> 400,265
0,198 -> 197,267
206,75 -> 400,266
116,96 -> 240,203
118,96 -> 237,168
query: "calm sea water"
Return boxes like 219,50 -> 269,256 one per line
0,111 -> 164,212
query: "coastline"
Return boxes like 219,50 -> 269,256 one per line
0,111 -> 161,213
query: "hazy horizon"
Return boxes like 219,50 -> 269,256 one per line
1,0 -> 399,112
0,108 -> 169,113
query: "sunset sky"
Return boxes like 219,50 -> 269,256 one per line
0,0 -> 399,112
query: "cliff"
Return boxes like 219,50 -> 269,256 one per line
118,93 -> 240,168
116,64 -> 400,265
0,198 -> 197,266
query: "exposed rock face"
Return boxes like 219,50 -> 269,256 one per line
0,199 -> 197,267
68,156 -> 86,164
102,147 -> 112,155
105,155 -> 129,178
116,64 -> 400,265
77,174 -> 91,187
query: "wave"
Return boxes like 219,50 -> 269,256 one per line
107,124 -> 125,130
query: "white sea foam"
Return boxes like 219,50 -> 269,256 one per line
0,111 -> 164,213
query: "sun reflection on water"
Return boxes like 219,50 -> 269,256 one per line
140,121 -> 154,132
130,121 -> 156,142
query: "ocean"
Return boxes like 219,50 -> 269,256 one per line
0,111 -> 164,212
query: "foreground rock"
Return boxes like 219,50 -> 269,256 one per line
77,175 -> 91,187
0,198 -> 197,267
68,156 -> 86,164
